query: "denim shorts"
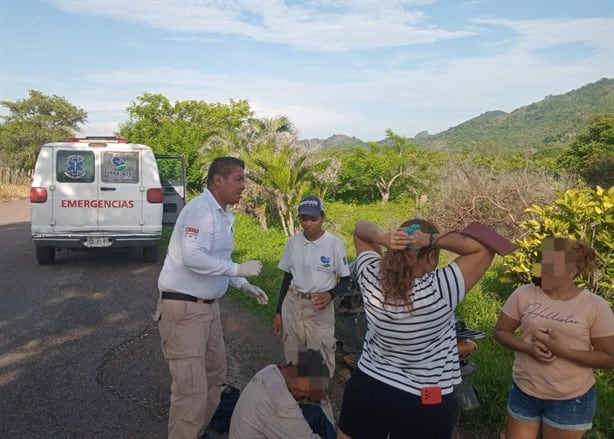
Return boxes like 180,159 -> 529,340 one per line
507,381 -> 596,431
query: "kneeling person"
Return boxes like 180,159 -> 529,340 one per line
229,349 -> 335,439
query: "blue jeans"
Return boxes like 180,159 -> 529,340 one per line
300,403 -> 336,439
507,381 -> 596,431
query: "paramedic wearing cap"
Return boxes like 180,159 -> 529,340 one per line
229,349 -> 335,439
155,156 -> 269,439
273,195 -> 351,380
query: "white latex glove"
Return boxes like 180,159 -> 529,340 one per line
236,260 -> 263,277
241,283 -> 269,305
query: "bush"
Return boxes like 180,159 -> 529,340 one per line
424,159 -> 574,240
502,185 -> 614,305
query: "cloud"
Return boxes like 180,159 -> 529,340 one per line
475,17 -> 613,54
51,0 -> 474,50
10,2 -> 611,140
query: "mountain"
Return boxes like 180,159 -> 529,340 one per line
297,134 -> 368,150
298,78 -> 614,153
413,77 -> 614,151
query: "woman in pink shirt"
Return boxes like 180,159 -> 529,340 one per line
495,236 -> 614,439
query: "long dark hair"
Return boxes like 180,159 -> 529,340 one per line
380,218 -> 439,308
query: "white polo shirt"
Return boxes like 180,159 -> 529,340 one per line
278,231 -> 350,293
158,189 -> 247,299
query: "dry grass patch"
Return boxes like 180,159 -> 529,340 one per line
0,183 -> 30,202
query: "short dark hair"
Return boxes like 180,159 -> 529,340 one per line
293,349 -> 330,403
206,157 -> 245,186
296,349 -> 330,378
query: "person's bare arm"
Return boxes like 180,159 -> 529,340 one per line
353,220 -> 389,256
438,232 -> 493,291
400,228 -> 494,292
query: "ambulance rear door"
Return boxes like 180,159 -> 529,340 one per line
52,145 -> 99,232
156,154 -> 186,224
97,146 -> 144,231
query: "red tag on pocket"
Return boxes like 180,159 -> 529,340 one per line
421,386 -> 442,405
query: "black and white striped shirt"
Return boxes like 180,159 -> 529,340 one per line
356,251 -> 465,396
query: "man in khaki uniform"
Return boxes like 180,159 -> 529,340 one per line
156,157 -> 269,439
229,350 -> 334,439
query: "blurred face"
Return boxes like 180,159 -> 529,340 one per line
540,248 -> 575,291
299,214 -> 324,239
284,366 -> 329,403
288,375 -> 310,401
214,166 -> 245,207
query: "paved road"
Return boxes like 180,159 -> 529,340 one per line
0,199 -> 283,438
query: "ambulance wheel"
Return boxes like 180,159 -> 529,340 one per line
36,246 -> 55,265
143,244 -> 159,263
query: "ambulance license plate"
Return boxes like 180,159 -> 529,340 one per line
85,237 -> 111,247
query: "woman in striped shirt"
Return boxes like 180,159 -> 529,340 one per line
338,219 -> 497,439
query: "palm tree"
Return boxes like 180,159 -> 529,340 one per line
199,115 -> 336,235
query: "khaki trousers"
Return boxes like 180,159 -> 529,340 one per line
281,290 -> 337,425
156,298 -> 226,439
281,290 -> 336,376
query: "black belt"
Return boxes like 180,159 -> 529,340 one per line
161,291 -> 215,304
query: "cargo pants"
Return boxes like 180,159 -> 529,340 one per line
155,297 -> 226,439
281,289 -> 336,424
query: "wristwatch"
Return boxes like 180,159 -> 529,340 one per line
430,233 -> 440,249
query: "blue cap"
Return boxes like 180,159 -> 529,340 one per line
298,195 -> 324,217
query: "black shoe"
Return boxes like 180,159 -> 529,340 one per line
199,433 -> 211,439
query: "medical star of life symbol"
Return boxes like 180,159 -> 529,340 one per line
64,154 -> 86,179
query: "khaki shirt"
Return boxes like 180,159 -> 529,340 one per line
229,365 -> 322,439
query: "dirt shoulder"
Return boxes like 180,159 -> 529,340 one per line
98,293 -> 495,438
97,294 -> 348,438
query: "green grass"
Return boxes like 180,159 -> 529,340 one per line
161,201 -> 613,438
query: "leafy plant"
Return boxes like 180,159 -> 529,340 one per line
502,185 -> 614,305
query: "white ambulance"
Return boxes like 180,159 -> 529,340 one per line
30,137 -> 168,265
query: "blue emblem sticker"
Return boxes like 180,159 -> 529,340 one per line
111,155 -> 127,171
320,256 -> 331,267
64,154 -> 86,179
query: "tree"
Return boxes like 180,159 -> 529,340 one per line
118,93 -> 252,191
558,114 -> 614,188
202,116 -> 337,236
0,90 -> 87,172
334,129 -> 435,204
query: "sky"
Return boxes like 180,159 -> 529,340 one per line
1,0 -> 612,142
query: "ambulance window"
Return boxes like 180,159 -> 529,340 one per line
56,150 -> 95,183
101,152 -> 139,184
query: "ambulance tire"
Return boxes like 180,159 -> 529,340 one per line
143,244 -> 159,263
36,246 -> 55,265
